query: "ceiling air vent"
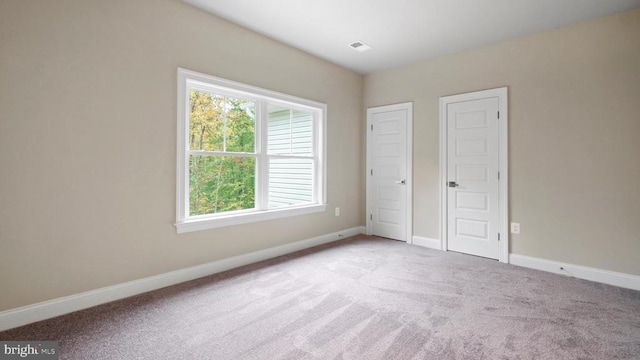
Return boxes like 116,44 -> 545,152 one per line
349,41 -> 372,52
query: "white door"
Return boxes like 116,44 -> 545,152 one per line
367,103 -> 412,242
446,97 -> 500,259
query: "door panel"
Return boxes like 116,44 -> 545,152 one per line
456,191 -> 488,211
370,109 -> 407,241
447,97 -> 499,259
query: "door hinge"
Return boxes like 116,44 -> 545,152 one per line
370,124 -> 373,131
370,169 -> 373,176
370,214 -> 373,221
498,171 -> 500,180
498,233 -> 501,241
497,111 -> 500,119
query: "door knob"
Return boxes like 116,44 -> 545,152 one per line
394,179 -> 406,185
448,181 -> 459,188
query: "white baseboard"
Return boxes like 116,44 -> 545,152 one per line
411,235 -> 441,250
0,226 -> 365,332
509,254 -> 640,291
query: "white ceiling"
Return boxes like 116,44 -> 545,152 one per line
184,0 -> 640,74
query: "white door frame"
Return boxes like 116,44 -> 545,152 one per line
439,88 -> 509,263
366,102 -> 413,242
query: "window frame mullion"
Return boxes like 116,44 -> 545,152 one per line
289,109 -> 293,155
312,111 -> 319,204
257,101 -> 269,211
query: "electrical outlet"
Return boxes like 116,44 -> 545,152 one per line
335,207 -> 340,216
510,222 -> 520,234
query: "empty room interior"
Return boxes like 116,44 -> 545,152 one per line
1,0 -> 639,359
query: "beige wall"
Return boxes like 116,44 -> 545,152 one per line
0,0 -> 364,311
365,9 -> 640,275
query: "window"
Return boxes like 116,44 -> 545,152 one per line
176,69 -> 326,233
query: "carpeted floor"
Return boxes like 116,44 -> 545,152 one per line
1,235 -> 639,359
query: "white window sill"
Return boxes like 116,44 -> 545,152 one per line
176,204 -> 327,234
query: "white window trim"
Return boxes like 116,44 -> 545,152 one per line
176,68 -> 327,234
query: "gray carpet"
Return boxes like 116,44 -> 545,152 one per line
1,235 -> 639,359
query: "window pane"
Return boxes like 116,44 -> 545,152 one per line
225,98 -> 255,153
268,158 -> 313,208
268,106 -> 313,155
189,90 -> 224,151
189,155 -> 255,216
291,110 -> 313,155
189,91 -> 255,152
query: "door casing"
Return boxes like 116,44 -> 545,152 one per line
439,88 -> 509,263
366,102 -> 413,242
